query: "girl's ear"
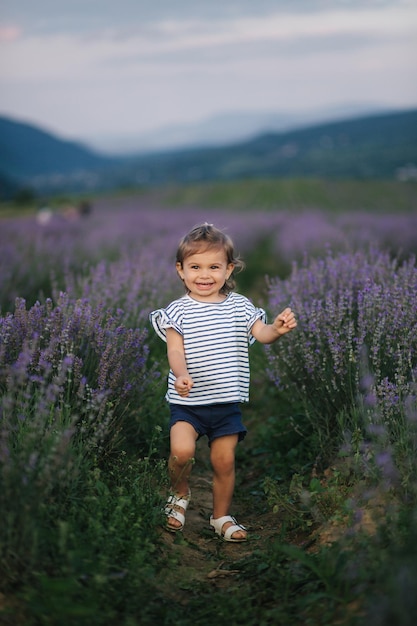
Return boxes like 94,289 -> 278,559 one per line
176,262 -> 184,280
226,263 -> 235,279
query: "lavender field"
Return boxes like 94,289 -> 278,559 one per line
1,187 -> 417,625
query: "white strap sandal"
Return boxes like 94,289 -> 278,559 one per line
210,515 -> 247,542
164,492 -> 191,532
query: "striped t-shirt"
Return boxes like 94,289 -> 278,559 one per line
149,292 -> 266,405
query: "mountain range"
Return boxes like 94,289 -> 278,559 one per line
1,108 -> 416,200
86,103 -> 394,154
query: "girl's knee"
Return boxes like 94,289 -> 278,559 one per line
170,451 -> 195,467
210,451 -> 235,474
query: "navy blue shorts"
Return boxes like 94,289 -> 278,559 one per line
169,402 -> 247,445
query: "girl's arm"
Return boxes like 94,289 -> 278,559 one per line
166,328 -> 194,396
251,307 -> 297,345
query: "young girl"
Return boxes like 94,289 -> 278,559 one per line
149,223 -> 297,542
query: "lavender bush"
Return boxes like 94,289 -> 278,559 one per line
0,291 -> 163,584
264,246 -> 417,626
266,247 -> 417,486
2,197 -> 417,314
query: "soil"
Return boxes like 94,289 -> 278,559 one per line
155,440 -> 295,602
153,439 -> 374,605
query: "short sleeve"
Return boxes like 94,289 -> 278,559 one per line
248,306 -> 267,345
149,303 -> 183,342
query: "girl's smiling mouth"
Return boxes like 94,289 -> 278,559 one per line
196,282 -> 213,288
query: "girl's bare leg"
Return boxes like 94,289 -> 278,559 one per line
167,421 -> 198,529
210,434 -> 247,540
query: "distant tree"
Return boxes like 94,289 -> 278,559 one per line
14,187 -> 37,205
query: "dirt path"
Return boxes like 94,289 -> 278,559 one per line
155,441 -> 283,602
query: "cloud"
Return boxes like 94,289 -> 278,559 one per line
0,1 -> 413,36
2,4 -> 412,77
0,0 -> 415,139
0,25 -> 22,42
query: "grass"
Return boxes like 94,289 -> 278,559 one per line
2,178 -> 417,220
161,177 -> 417,213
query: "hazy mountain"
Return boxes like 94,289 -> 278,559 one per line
0,116 -> 114,180
1,108 -> 416,199
86,103 -> 396,155
114,108 -> 417,185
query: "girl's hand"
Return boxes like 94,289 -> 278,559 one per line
174,375 -> 194,397
272,307 -> 297,336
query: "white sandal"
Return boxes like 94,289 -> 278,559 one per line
209,515 -> 247,543
164,491 -> 191,532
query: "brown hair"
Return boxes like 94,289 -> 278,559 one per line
176,223 -> 244,294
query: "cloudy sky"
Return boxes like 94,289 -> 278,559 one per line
0,0 -> 416,147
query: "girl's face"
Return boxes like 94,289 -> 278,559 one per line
176,247 -> 234,302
